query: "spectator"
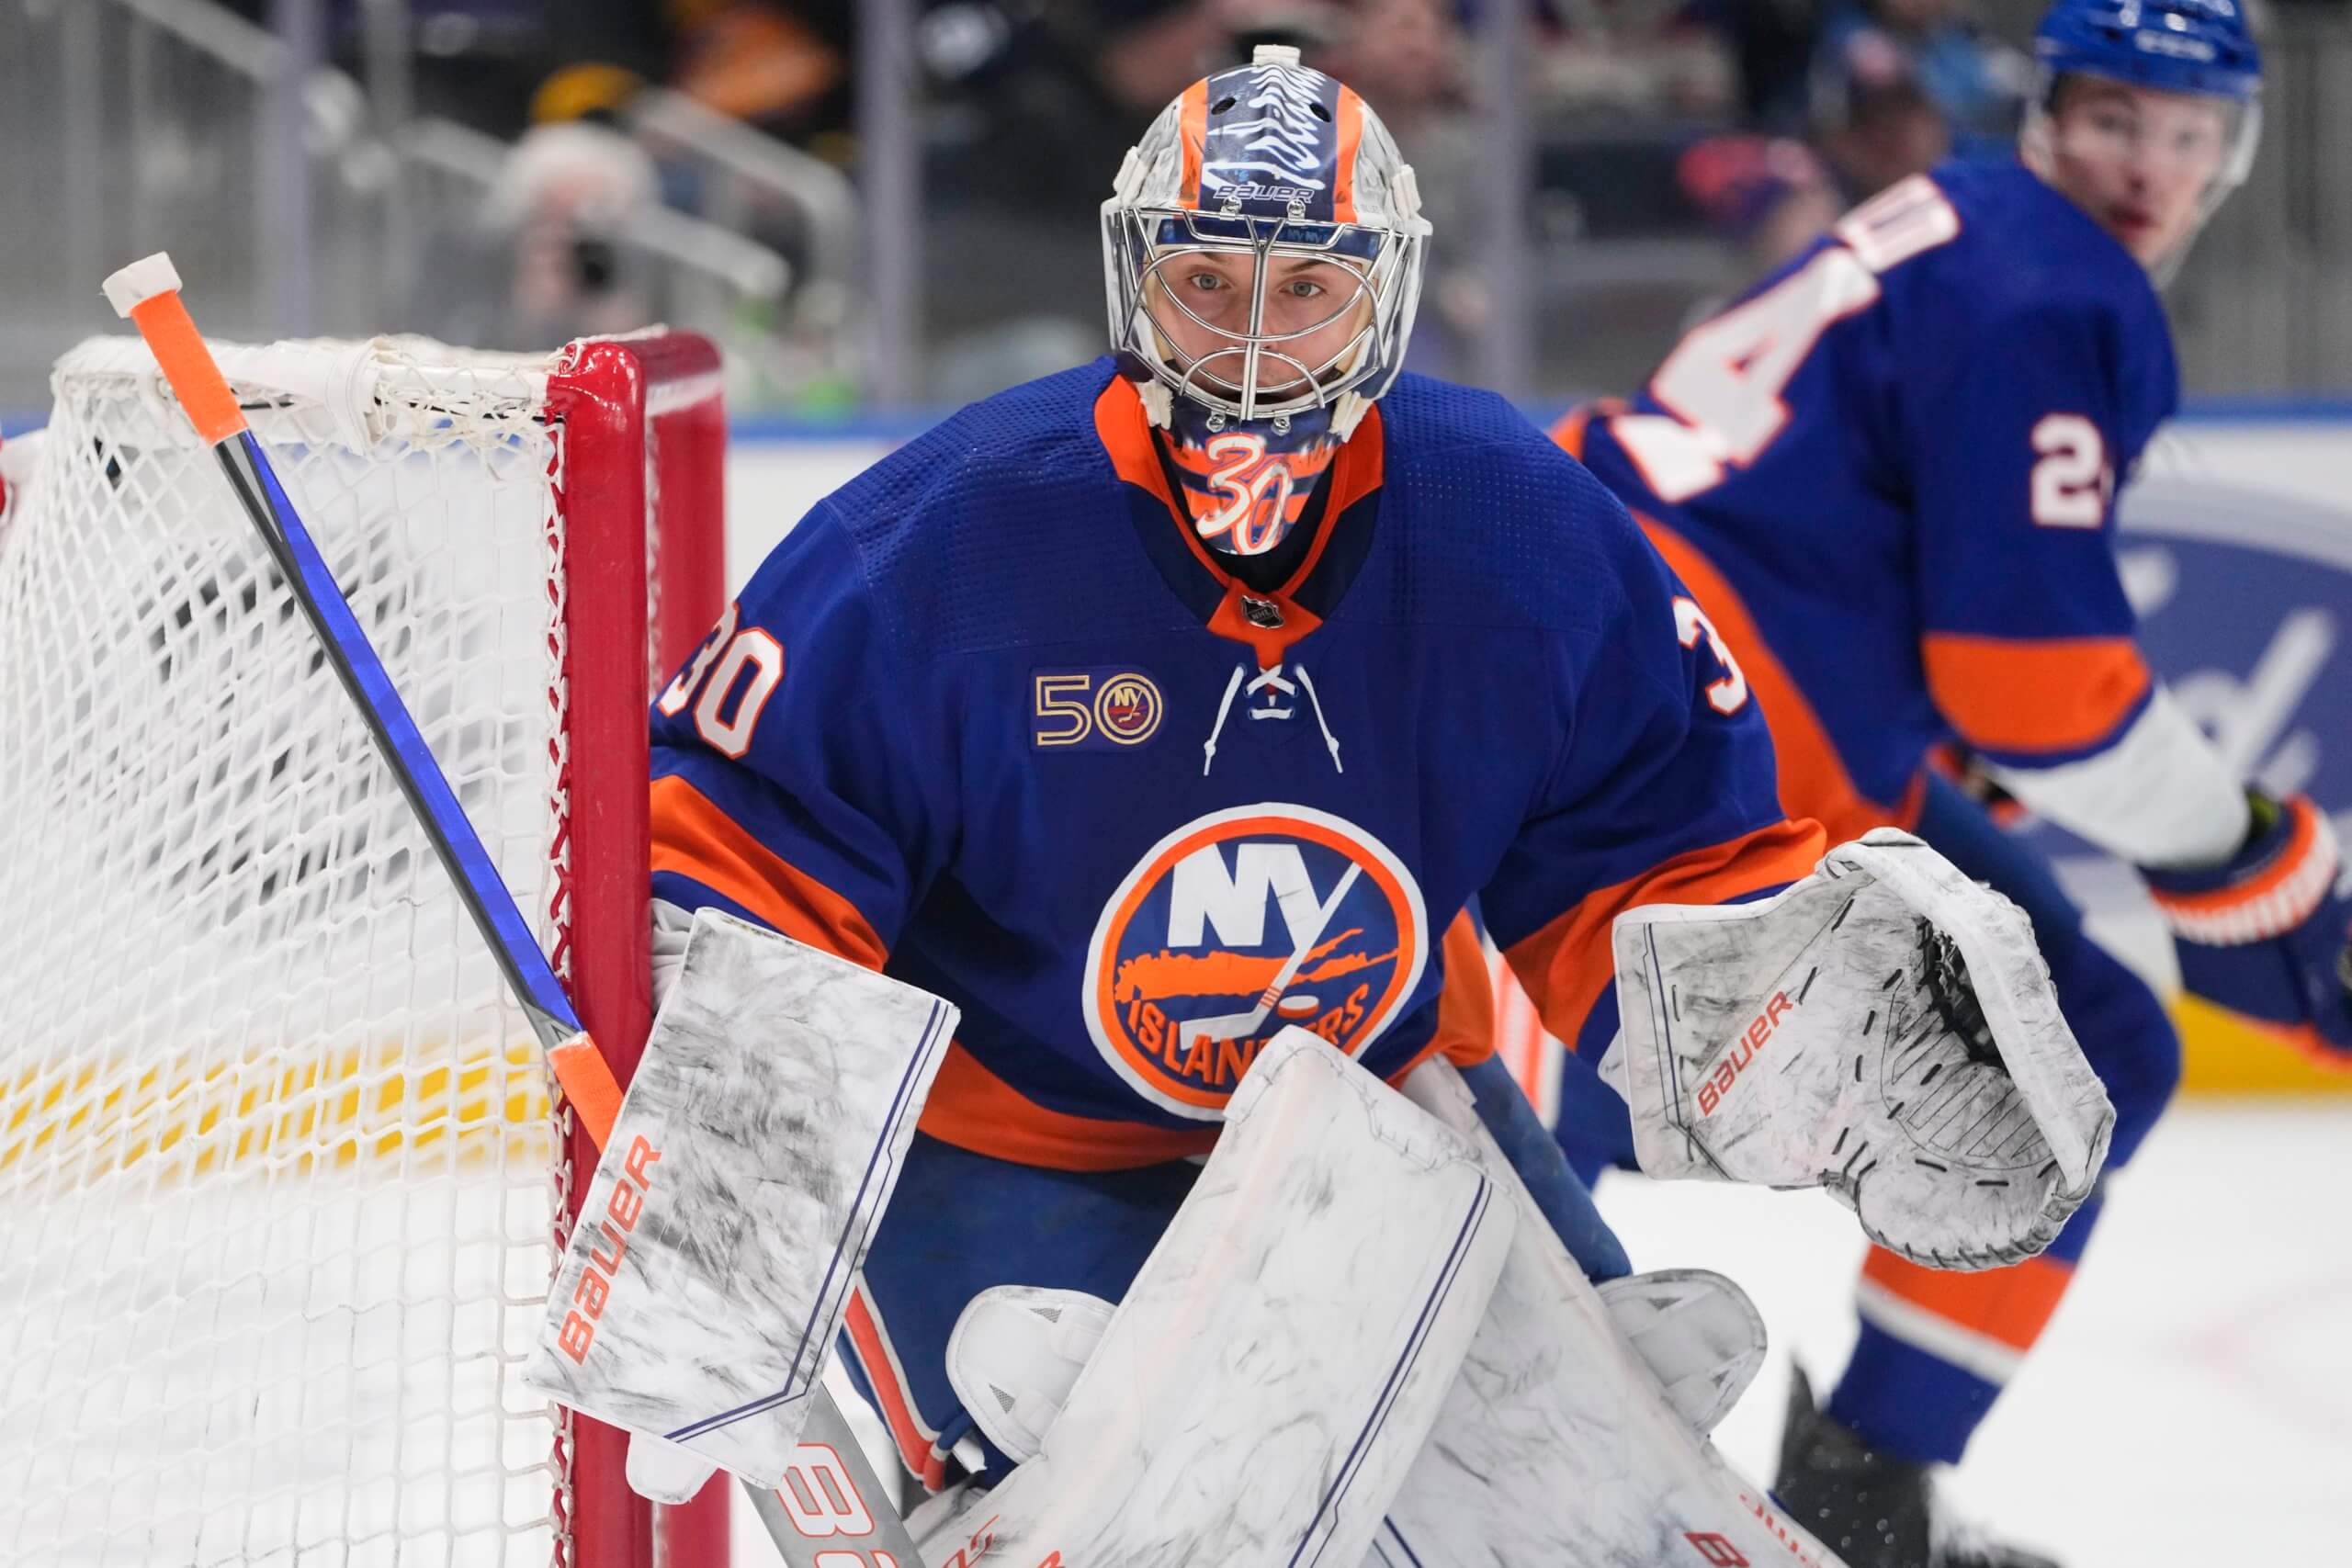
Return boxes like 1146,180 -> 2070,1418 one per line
1813,0 -> 2030,154
1318,0 -> 1468,131
1677,132 -> 1843,273
1813,61 -> 1954,198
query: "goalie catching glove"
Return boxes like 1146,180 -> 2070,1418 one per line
1605,829 -> 2112,1270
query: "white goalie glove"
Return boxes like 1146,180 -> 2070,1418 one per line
1604,829 -> 2114,1270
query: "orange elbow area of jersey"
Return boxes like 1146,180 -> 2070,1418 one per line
1922,634 -> 2150,760
649,773 -> 888,969
1503,818 -> 1827,1054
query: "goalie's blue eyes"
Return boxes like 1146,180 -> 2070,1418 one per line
1182,271 -> 1330,298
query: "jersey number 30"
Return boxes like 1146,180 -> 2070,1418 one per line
657,600 -> 786,758
1609,176 -> 1962,503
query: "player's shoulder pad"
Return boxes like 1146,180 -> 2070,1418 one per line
1370,373 -> 1653,640
813,358 -> 1173,657
1905,160 -> 2169,348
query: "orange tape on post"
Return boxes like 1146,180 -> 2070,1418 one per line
547,1033 -> 626,1148
102,254 -> 248,447
128,292 -> 248,446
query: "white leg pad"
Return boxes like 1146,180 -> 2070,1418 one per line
521,908 -> 956,1488
1373,1059 -> 1843,1568
970,1029 -> 1515,1568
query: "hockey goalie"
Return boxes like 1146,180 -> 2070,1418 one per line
525,44 -> 2115,1566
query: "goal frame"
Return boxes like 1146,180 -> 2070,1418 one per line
545,333 -> 731,1568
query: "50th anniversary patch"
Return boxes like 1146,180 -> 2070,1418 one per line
1033,668 -> 1166,750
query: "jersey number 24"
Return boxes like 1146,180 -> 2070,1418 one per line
1609,177 -> 1966,503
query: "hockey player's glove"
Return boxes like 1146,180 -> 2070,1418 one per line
1603,831 -> 2113,1271
2142,790 -> 2352,1060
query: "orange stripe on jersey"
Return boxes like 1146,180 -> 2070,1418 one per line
1330,88 -> 1364,222
1643,515 -> 1923,843
1922,632 -> 2151,757
1545,398 -> 1624,464
1179,79 -> 1210,208
842,1282 -> 948,1491
1430,910 -> 1498,1069
1307,402 -> 1385,561
1860,1244 -> 2076,1353
917,1042 -> 1220,1171
1503,818 -> 1826,1055
1095,375 -> 1178,508
650,774 -> 888,970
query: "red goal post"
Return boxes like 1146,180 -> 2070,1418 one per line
548,334 -> 731,1568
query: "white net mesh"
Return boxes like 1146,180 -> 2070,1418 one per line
0,336 -> 605,1566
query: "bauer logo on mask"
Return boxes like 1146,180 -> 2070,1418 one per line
1196,61 -> 1343,216
1083,805 -> 1429,1118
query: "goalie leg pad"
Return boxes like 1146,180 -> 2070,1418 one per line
944,1286 -> 1115,1466
521,908 -> 956,1488
1608,830 -> 2115,1270
977,1028 -> 1515,1568
1373,1058 -> 1833,1568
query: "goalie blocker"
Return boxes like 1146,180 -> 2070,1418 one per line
522,908 -> 954,1490
1604,829 -> 2114,1270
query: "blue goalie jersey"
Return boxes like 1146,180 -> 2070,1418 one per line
649,360 -> 1824,1169
1564,159 -> 2177,844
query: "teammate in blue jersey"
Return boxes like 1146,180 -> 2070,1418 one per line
1552,2 -> 2352,1562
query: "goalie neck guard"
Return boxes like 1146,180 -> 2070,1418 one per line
1102,44 -> 1430,433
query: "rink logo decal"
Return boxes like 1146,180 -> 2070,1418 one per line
556,1134 -> 662,1363
1085,805 -> 1428,1119
1034,668 -> 1164,750
1697,991 -> 1792,1118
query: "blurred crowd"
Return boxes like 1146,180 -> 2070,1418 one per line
214,0 -> 2049,398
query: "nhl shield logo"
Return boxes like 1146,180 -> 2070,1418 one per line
1084,804 -> 1430,1120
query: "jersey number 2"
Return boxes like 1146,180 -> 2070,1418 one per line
2028,413 -> 2111,527
1609,176 -> 1962,502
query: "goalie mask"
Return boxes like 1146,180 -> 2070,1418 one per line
2022,0 -> 2262,279
1102,46 -> 1430,555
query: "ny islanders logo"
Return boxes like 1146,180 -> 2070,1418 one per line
1084,805 -> 1429,1119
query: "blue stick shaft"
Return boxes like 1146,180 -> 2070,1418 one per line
218,433 -> 582,1045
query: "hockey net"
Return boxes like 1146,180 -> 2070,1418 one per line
0,332 -> 727,1566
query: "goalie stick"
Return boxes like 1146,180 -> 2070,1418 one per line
107,253 -> 923,1568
